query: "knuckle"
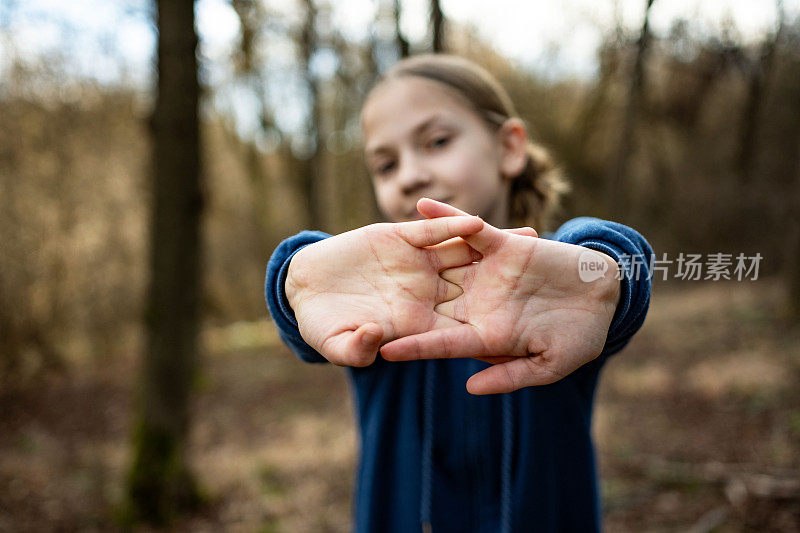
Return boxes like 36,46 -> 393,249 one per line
441,334 -> 452,356
424,223 -> 436,245
503,364 -> 518,391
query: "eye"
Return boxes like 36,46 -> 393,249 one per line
428,136 -> 450,149
375,160 -> 396,175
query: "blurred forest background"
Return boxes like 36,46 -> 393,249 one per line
1,0 -> 799,531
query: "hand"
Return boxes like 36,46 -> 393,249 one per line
380,199 -> 621,395
286,216 -> 484,367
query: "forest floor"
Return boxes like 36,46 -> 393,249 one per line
1,279 -> 799,532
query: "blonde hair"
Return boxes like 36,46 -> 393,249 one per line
372,54 -> 569,231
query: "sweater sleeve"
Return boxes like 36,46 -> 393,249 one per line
265,230 -> 331,363
548,217 -> 654,357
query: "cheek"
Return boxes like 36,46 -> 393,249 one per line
373,183 -> 402,217
442,152 -> 501,193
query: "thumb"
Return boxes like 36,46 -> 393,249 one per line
322,323 -> 383,367
465,356 -> 567,394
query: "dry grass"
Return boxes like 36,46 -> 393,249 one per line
597,280 -> 800,531
1,279 -> 798,531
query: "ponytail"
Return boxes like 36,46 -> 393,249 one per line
509,141 -> 569,232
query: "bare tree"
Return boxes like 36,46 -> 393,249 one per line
607,0 -> 655,216
298,0 -> 324,229
787,62 -> 800,321
230,0 -> 278,238
571,28 -> 623,163
394,0 -> 410,58
430,0 -> 445,53
365,2 -> 382,81
126,0 -> 202,523
737,1 -> 785,185
790,151 -> 800,321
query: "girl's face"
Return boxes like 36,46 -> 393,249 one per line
361,77 -> 522,227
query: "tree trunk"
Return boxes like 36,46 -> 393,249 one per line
784,26 -> 800,321
126,0 -> 203,524
430,0 -> 445,53
299,0 -> 324,229
231,0 -> 279,239
788,139 -> 800,321
607,0 -> 655,217
394,0 -> 410,58
738,9 -> 783,186
571,39 -> 621,158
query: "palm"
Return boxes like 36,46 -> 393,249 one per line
440,236 -> 618,380
286,217 -> 482,366
381,199 -> 620,394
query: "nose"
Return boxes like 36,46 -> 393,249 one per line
396,153 -> 433,195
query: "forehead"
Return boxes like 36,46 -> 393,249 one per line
361,77 -> 483,152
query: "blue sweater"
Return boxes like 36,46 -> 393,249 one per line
265,218 -> 653,532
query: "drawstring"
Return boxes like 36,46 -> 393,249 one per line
501,392 -> 513,533
420,360 -> 514,533
420,360 -> 435,533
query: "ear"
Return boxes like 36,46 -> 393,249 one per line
497,118 -> 528,180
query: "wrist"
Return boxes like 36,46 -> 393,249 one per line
603,255 -> 622,308
285,246 -> 311,312
581,249 -> 621,310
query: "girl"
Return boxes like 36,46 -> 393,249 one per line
266,54 -> 652,533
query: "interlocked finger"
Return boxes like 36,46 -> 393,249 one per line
439,265 -> 471,286
396,215 -> 483,248
438,280 -> 464,304
416,199 -> 510,255
427,238 -> 481,271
